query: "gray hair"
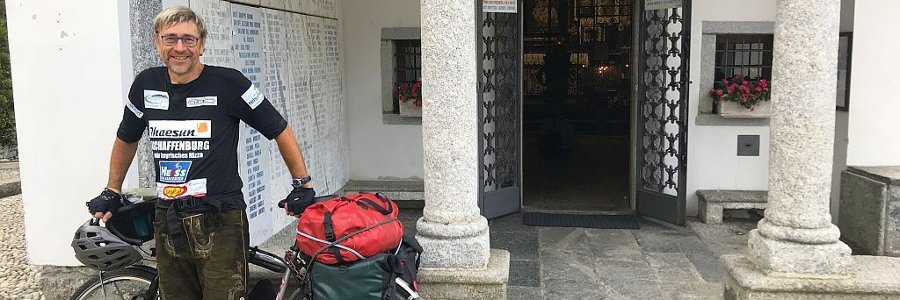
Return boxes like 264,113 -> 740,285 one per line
153,6 -> 208,39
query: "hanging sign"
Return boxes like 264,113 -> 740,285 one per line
483,0 -> 517,13
645,0 -> 682,10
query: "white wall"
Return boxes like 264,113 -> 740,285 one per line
342,0 -> 424,181
830,0 -> 854,221
685,0 -> 776,216
846,0 -> 900,166
9,0 -> 135,265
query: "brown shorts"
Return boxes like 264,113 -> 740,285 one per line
153,209 -> 249,300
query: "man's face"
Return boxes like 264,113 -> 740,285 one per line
154,21 -> 206,78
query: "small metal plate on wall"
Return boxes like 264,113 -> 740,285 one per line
737,135 -> 760,156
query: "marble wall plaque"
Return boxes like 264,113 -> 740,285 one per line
323,18 -> 345,188
286,0 -> 302,14
261,0 -> 287,10
191,0 -> 234,68
261,8 -> 295,228
232,4 -> 273,244
231,0 -> 261,5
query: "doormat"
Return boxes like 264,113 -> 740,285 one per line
523,212 -> 640,229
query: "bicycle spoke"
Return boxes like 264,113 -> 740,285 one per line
111,281 -> 127,300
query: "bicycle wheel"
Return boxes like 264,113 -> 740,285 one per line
70,265 -> 158,300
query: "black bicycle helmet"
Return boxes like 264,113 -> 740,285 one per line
71,220 -> 143,271
106,199 -> 156,245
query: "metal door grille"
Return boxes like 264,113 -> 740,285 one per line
478,3 -> 523,218
636,1 -> 690,225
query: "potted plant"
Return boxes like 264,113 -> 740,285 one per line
397,81 -> 422,117
708,75 -> 771,118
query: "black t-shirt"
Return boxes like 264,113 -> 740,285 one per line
117,66 -> 287,209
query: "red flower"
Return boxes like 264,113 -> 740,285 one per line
397,81 -> 423,104
710,76 -> 771,110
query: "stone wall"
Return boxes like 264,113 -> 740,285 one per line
0,144 -> 17,160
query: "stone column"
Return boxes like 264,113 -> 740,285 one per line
415,0 -> 509,299
745,0 -> 851,277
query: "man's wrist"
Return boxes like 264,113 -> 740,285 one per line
291,176 -> 312,188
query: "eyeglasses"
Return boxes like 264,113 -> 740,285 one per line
158,34 -> 200,47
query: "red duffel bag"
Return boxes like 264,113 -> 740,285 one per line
296,192 -> 404,264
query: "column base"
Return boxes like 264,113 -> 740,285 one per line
418,249 -> 510,300
722,255 -> 900,299
747,229 -> 851,277
416,215 -> 490,268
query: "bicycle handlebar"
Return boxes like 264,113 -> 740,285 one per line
248,247 -> 288,273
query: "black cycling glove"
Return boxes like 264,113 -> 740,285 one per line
86,188 -> 124,214
278,187 -> 316,215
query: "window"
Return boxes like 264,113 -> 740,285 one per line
714,34 -> 773,81
392,40 -> 422,113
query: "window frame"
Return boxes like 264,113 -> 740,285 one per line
380,27 -> 422,125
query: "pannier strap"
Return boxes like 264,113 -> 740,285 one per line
323,212 -> 345,264
296,231 -> 366,260
358,195 -> 393,215
345,192 -> 394,215
300,216 -> 400,269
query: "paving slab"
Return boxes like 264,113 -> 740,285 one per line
507,286 -> 540,300
582,228 -> 644,261
538,227 -> 594,257
491,229 -> 539,261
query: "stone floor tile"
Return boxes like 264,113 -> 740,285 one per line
541,255 -> 606,299
399,209 -> 422,237
633,229 -> 709,254
489,212 -> 533,233
492,229 -> 540,261
541,250 -> 602,283
684,251 -> 725,283
509,259 -> 541,287
594,258 -> 656,282
507,286 -> 541,300
538,227 -> 594,256
582,229 -> 644,261
645,253 -> 705,283
669,281 -> 724,300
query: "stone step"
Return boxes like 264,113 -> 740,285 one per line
339,180 -> 424,208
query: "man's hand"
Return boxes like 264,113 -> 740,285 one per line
278,186 -> 315,217
86,188 -> 124,222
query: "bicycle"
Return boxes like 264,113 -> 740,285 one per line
70,194 -> 421,300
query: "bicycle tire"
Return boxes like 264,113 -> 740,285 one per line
70,265 -> 158,300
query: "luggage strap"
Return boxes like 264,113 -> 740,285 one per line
299,216 -> 400,268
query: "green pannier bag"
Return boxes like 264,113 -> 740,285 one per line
309,253 -> 401,299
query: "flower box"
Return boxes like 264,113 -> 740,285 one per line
717,99 -> 770,118
399,98 -> 422,117
397,81 -> 422,118
708,75 -> 771,119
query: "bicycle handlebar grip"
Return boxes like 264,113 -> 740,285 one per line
248,250 -> 287,273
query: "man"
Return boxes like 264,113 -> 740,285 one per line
86,6 -> 315,299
